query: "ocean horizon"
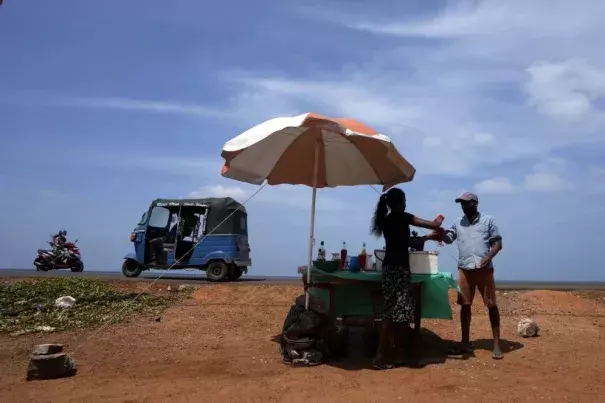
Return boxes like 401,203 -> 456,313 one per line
2,267 -> 605,288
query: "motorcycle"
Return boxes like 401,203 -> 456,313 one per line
34,240 -> 84,272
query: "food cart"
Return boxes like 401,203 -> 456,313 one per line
301,254 -> 459,342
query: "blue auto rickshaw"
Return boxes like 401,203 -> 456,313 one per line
122,197 -> 251,281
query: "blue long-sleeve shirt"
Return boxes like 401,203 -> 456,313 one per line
444,212 -> 502,270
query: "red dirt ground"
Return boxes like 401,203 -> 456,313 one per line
2,284 -> 605,403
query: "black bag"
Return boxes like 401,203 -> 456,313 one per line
280,295 -> 330,365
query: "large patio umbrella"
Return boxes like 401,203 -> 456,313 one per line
220,112 -> 416,307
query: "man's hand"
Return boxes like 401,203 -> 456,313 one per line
424,229 -> 445,242
421,231 -> 437,241
481,242 -> 502,268
479,256 -> 492,269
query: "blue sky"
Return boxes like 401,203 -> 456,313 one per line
1,0 -> 604,281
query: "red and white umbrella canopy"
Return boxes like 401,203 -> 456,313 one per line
220,112 -> 416,188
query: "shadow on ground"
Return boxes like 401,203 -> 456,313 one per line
272,328 -> 525,371
472,338 -> 525,354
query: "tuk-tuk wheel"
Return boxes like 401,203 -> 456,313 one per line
206,261 -> 228,282
122,259 -> 143,278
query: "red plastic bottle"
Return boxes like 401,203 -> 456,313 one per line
435,214 -> 445,246
340,242 -> 348,269
358,242 -> 367,271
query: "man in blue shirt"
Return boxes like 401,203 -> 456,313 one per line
430,192 -> 503,359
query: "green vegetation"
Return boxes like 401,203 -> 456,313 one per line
0,278 -> 191,336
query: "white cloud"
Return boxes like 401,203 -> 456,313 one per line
188,182 -> 349,213
1,89 -> 301,128
225,74 -> 421,128
472,132 -> 495,146
532,157 -> 568,175
522,172 -> 570,192
523,157 -> 572,191
302,0 -> 605,151
0,91 -> 227,118
190,185 -> 248,199
475,177 -> 517,194
475,158 -> 572,194
13,1 -> 605,184
84,155 -> 224,178
224,72 -> 543,177
217,1 -> 605,178
525,59 -> 605,122
340,0 -> 605,40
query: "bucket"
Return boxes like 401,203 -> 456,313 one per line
374,249 -> 385,272
409,251 -> 439,275
348,256 -> 360,272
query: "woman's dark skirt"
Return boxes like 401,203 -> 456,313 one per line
382,264 -> 414,323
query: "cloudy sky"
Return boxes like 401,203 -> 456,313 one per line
1,0 -> 604,281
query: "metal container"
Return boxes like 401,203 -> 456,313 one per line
409,250 -> 439,275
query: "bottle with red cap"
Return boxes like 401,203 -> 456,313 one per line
435,214 -> 445,246
340,241 -> 348,269
358,242 -> 367,271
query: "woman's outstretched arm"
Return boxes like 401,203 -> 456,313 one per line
409,214 -> 443,230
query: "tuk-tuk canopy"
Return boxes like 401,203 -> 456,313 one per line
152,197 -> 245,212
150,197 -> 246,235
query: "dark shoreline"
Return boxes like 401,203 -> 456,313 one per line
1,269 -> 605,290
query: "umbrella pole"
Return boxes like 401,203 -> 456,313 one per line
305,139 -> 320,310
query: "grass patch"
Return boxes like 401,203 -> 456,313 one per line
0,278 -> 189,336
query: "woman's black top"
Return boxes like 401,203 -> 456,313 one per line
382,211 -> 413,268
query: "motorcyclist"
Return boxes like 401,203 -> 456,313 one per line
50,230 -> 68,261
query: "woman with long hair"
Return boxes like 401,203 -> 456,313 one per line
371,187 -> 443,369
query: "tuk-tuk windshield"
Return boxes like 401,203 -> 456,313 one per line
148,206 -> 170,228
138,211 -> 148,225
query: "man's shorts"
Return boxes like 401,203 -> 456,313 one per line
457,267 -> 497,308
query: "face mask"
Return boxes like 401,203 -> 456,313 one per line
461,203 -> 476,215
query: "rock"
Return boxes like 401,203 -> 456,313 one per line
32,344 -> 63,356
517,318 -> 540,338
35,326 -> 55,332
26,353 -> 77,381
54,296 -> 76,308
178,284 -> 194,292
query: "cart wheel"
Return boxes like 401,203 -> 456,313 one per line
206,261 -> 228,282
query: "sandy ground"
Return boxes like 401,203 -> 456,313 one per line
2,283 -> 605,403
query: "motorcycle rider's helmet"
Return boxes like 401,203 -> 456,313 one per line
59,230 -> 67,237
